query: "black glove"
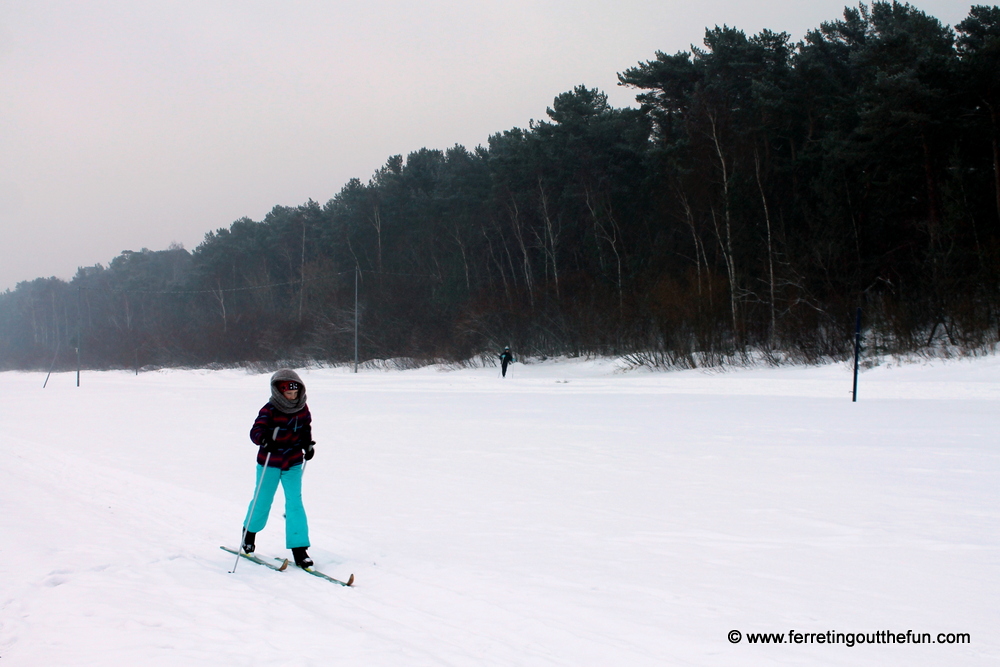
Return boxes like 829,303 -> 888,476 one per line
303,441 -> 315,461
259,435 -> 280,454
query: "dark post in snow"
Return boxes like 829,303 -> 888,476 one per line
354,266 -> 359,374
76,287 -> 82,387
852,307 -> 862,402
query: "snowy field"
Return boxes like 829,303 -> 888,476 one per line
1,356 -> 998,666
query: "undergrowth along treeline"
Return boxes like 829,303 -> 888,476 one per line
3,2 -> 999,371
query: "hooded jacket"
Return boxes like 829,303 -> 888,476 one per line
249,369 -> 312,470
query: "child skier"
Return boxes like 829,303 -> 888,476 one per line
499,346 -> 514,377
241,369 -> 316,568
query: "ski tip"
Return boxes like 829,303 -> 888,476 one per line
346,573 -> 355,586
278,559 -> 289,571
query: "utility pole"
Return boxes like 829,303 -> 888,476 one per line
298,220 -> 306,322
354,266 -> 359,373
852,307 -> 862,402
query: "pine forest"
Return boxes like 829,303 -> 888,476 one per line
3,2 -> 1000,371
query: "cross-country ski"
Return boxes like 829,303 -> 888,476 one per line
220,546 -> 289,572
277,558 -> 355,587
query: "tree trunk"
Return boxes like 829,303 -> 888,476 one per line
585,187 -> 624,315
483,227 -> 511,302
990,102 -> 1000,223
451,225 -> 472,294
538,177 -> 560,300
709,113 -> 739,337
212,282 -> 227,332
754,148 -> 777,343
921,133 -> 941,244
370,202 -> 383,272
678,189 -> 703,299
507,196 -> 534,307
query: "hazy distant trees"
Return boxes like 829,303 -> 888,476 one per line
1,2 -> 998,371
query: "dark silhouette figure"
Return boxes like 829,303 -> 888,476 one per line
499,346 -> 514,377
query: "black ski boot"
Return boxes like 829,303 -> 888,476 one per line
292,547 -> 313,568
241,531 -> 256,554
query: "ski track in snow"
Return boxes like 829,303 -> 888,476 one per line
1,357 -> 998,665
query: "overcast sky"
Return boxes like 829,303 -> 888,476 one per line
0,0 -> 971,291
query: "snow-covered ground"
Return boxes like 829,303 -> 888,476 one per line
1,356 -> 997,666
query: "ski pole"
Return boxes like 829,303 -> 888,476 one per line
231,450 -> 272,573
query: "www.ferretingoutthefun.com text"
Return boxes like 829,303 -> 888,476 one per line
728,629 -> 970,647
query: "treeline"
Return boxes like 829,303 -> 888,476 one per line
3,2 -> 999,371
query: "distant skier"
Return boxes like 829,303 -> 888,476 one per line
241,369 -> 316,569
499,346 -> 514,377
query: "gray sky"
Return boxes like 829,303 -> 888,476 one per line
0,0 -> 971,291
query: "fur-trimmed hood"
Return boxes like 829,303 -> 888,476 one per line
269,369 -> 307,413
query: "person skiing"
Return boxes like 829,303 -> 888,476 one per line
241,369 -> 316,568
499,346 -> 514,377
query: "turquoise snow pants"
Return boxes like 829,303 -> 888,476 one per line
243,463 -> 310,549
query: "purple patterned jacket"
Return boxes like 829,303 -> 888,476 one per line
250,403 -> 312,470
